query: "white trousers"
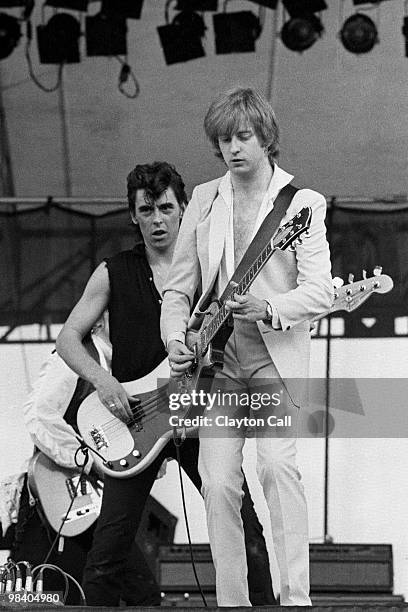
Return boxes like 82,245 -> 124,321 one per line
198,322 -> 311,607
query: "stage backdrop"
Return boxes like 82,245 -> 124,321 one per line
1,199 -> 407,337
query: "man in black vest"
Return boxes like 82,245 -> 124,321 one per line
56,161 -> 276,607
1,318 -> 132,602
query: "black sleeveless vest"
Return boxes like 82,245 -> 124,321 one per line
105,244 -> 167,383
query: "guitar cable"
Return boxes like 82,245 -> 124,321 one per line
172,429 -> 208,607
75,434 -> 114,469
32,563 -> 87,605
41,445 -> 89,566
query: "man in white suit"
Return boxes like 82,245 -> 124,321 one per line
161,88 -> 333,606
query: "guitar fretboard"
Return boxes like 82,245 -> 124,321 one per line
199,241 -> 275,355
197,206 -> 311,357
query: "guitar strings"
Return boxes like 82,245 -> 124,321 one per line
97,385 -> 170,434
94,395 -> 171,443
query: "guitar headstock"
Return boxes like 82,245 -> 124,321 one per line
331,269 -> 394,315
274,207 -> 312,251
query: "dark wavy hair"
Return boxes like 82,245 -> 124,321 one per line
127,161 -> 188,215
204,87 -> 279,164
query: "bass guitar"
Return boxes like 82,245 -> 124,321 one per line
77,207 -> 312,478
27,451 -> 103,536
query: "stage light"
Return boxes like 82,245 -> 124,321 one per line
282,0 -> 327,17
37,12 -> 80,63
101,0 -> 144,20
157,10 -> 206,65
86,12 -> 127,56
340,13 -> 378,54
281,13 -> 323,52
176,0 -> 218,10
44,0 -> 88,10
0,12 -> 21,60
213,11 -> 261,54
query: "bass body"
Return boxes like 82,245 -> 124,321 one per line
77,352 -> 213,479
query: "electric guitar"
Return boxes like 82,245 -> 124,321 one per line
77,207 -> 312,479
27,452 -> 103,536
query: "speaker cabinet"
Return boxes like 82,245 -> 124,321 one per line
157,543 -> 394,594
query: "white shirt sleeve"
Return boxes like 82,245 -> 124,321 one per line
22,351 -> 93,472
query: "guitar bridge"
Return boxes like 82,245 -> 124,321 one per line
90,426 -> 108,451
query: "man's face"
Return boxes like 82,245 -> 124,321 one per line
218,123 -> 267,176
131,187 -> 182,251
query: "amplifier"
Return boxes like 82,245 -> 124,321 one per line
158,543 -> 394,594
309,543 -> 393,593
157,544 -> 215,593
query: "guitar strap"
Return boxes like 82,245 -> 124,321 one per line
218,182 -> 298,303
193,183 -> 298,318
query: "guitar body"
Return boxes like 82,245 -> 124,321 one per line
27,452 -> 103,537
77,323 -> 226,479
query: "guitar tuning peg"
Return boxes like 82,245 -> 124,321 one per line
348,273 -> 354,284
332,277 -> 344,289
362,269 -> 367,279
296,238 -> 303,246
373,266 -> 382,276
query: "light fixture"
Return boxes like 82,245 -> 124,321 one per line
340,13 -> 378,54
157,10 -> 206,64
44,0 -> 88,10
85,12 -> 127,56
101,0 -> 144,20
213,10 -> 261,54
281,13 -> 323,51
0,12 -> 21,60
280,0 -> 326,52
37,12 -> 81,63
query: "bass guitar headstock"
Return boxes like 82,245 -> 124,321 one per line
330,267 -> 393,314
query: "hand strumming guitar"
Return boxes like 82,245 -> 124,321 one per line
167,340 -> 195,379
93,369 -> 133,422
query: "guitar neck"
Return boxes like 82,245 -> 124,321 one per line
199,241 -> 276,354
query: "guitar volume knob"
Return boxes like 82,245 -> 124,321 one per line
132,450 -> 141,458
120,459 -> 129,467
